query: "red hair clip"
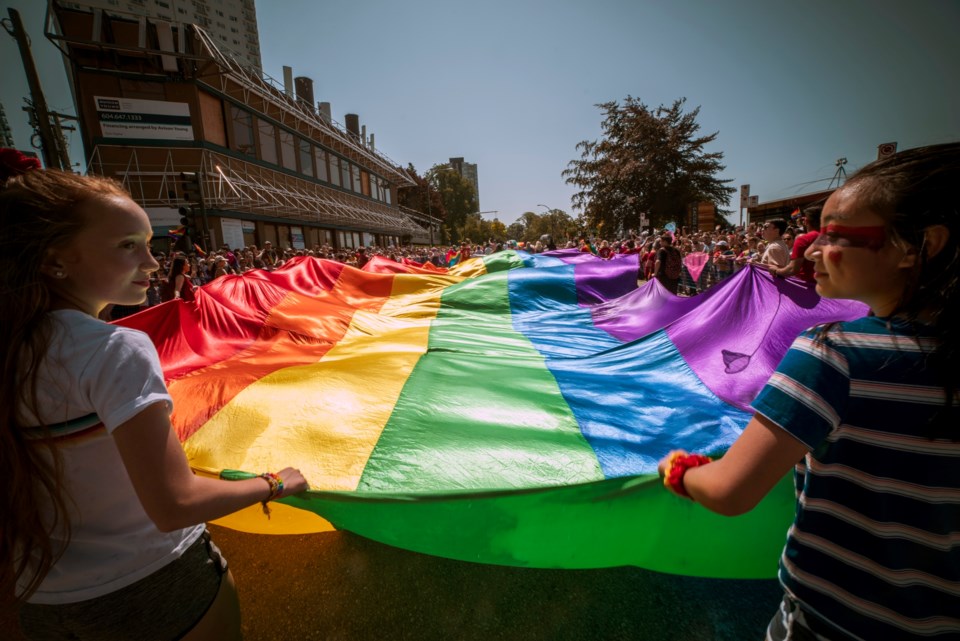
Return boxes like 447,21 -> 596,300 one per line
0,148 -> 42,181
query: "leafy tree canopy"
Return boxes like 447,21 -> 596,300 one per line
397,164 -> 446,220
460,213 -> 507,246
563,97 -> 735,231
505,221 -> 525,241
505,209 -> 578,244
428,164 -> 477,241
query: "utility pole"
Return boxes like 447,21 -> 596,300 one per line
3,8 -> 68,169
828,158 -> 848,190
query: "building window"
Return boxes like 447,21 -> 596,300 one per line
340,160 -> 351,190
370,175 -> 379,201
314,147 -> 328,182
278,130 -> 297,171
351,165 -> 362,194
360,170 -> 370,196
229,105 -> 255,156
298,139 -> 313,178
257,118 -> 277,164
328,155 -> 341,187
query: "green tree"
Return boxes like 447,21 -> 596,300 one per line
427,164 -> 477,242
397,163 -> 445,220
505,221 -> 525,241
513,209 -> 576,244
460,212 -> 484,245
487,219 -> 507,242
540,208 -> 576,244
563,97 -> 735,231
461,214 -> 508,246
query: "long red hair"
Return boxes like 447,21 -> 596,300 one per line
0,166 -> 129,602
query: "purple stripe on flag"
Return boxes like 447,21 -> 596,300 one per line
591,265 -> 868,412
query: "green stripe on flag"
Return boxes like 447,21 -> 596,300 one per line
357,269 -> 603,492
264,472 -> 795,576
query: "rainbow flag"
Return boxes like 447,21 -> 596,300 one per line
167,225 -> 186,239
119,251 -> 867,578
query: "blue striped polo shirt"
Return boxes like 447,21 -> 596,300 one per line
752,315 -> 960,640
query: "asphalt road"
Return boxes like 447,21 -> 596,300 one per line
210,525 -> 782,641
1,525 -> 782,640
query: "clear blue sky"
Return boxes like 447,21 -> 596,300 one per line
3,0 -> 959,225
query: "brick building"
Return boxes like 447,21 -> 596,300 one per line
47,1 -> 435,251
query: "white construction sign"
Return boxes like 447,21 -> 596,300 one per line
95,96 -> 194,140
220,218 -> 246,251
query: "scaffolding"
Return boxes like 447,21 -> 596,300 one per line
188,26 -> 414,188
88,145 -> 431,241
45,0 -> 433,243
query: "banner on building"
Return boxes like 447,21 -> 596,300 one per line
221,218 -> 246,251
94,96 -> 194,140
291,226 -> 305,250
144,206 -> 182,227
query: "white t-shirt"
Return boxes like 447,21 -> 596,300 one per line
760,239 -> 790,268
18,309 -> 203,604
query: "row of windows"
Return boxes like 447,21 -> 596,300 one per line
229,106 -> 391,204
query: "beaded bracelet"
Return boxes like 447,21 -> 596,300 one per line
259,472 -> 284,518
663,452 -> 712,499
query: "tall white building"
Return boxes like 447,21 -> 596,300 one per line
61,0 -> 262,72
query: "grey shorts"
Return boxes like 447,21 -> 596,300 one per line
19,530 -> 227,641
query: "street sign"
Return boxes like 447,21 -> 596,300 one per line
877,142 -> 897,160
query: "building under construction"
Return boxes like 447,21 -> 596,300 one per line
45,0 -> 438,250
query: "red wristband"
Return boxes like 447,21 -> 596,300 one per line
663,453 -> 712,499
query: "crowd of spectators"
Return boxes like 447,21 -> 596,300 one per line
636,211 -> 820,295
110,211 -> 818,320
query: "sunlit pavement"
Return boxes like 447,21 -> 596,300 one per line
0,523 -> 781,640
211,524 -> 781,641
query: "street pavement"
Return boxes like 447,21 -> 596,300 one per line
1,524 -> 782,640
210,524 -> 782,641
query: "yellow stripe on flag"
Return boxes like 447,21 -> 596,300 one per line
186,271 -> 464,533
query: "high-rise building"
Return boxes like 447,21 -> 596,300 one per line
448,157 -> 479,211
0,102 -> 15,148
60,0 -> 262,72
